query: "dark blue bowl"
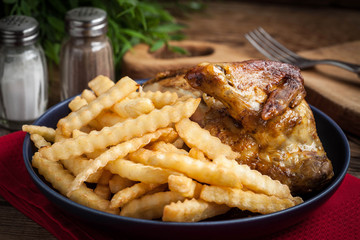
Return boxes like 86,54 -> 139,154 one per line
23,96 -> 350,240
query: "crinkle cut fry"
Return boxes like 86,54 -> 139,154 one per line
61,157 -> 103,183
68,96 -> 87,112
112,97 -> 155,119
149,152 -> 292,199
88,75 -> 114,96
175,118 -> 239,160
141,91 -> 178,109
109,175 -> 135,193
110,182 -> 160,208
39,97 -> 200,161
32,152 -> 118,214
125,91 -> 178,109
189,147 -> 208,161
215,156 -> 292,199
120,191 -> 185,220
81,89 -> 96,103
94,170 -> 113,200
30,133 -> 51,149
57,76 -> 139,137
128,148 -> 158,165
67,128 -> 176,195
168,175 -> 202,198
149,141 -> 189,155
148,152 -> 243,189
22,125 -> 55,142
106,159 -> 183,185
162,198 -> 230,222
200,185 -> 302,215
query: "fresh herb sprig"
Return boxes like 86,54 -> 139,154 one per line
2,0 -> 191,77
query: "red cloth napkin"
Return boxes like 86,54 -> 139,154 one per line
0,131 -> 112,240
0,131 -> 359,240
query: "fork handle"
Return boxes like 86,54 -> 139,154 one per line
313,59 -> 360,76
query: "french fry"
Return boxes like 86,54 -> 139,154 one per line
68,128 -> 176,195
108,174 -> 135,193
72,129 -> 86,138
149,141 -> 188,155
200,185 -> 302,214
112,97 -> 155,119
81,89 -> 96,103
157,129 -> 179,144
68,96 -> 87,112
110,182 -> 161,208
124,90 -> 178,109
60,157 -> 103,183
172,137 -> 184,148
85,148 -> 108,160
57,76 -> 138,137
163,199 -> 230,222
88,75 -> 114,96
94,184 -> 111,200
128,148 -> 156,165
120,191 -> 185,220
140,91 -> 178,109
40,97 -> 199,161
22,125 -> 55,142
95,110 -> 124,127
32,152 -> 118,214
175,118 -> 239,160
54,128 -> 67,142
94,170 -> 113,200
79,125 -> 94,134
30,133 -> 51,149
214,155 -> 292,199
106,159 -> 182,184
97,170 -> 113,185
144,183 -> 168,195
153,152 -> 291,199
189,147 -> 208,161
168,175 -> 202,198
148,152 -> 243,189
68,95 -> 102,131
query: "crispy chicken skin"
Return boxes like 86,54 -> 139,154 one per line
144,60 -> 334,194
185,60 -> 306,123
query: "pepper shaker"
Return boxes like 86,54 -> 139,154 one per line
0,15 -> 48,130
60,7 -> 115,100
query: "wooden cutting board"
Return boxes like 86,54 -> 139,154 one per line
298,41 -> 360,136
122,40 -> 251,79
122,40 -> 360,135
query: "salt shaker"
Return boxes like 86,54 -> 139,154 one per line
60,7 -> 115,100
0,15 -> 48,130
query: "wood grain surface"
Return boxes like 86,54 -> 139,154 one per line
300,41 -> 360,135
1,2 -> 360,239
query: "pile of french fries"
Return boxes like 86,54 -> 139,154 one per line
23,75 -> 302,222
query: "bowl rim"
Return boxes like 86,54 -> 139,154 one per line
22,98 -> 350,228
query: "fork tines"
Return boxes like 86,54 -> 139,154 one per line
245,27 -> 300,64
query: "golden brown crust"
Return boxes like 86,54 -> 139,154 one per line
185,60 -> 306,122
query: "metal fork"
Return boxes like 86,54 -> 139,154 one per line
245,27 -> 360,76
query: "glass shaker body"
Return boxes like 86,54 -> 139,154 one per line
60,7 -> 114,100
60,34 -> 114,100
0,16 -> 48,130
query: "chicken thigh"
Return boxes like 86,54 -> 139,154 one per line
185,60 -> 333,194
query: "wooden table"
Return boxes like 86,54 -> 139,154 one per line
0,2 -> 359,239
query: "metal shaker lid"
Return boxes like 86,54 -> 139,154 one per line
0,15 -> 39,46
65,7 -> 108,37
